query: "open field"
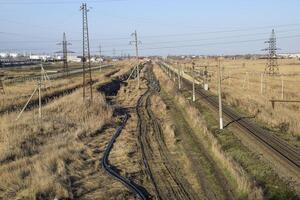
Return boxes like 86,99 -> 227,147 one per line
0,60 -> 136,114
0,60 -> 138,199
0,59 -> 299,200
168,58 -> 300,146
154,61 -> 300,199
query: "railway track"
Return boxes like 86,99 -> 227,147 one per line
4,64 -> 113,84
101,113 -> 148,200
158,61 -> 300,174
136,66 -> 197,200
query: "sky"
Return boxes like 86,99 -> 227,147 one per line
1,0 -> 300,56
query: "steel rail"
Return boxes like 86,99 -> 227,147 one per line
158,61 -> 300,170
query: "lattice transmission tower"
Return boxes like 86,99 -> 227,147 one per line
80,3 -> 93,102
130,30 -> 141,88
263,29 -> 280,75
57,32 -> 73,75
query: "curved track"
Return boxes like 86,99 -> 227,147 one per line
158,61 -> 300,173
136,66 -> 197,200
101,113 -> 148,200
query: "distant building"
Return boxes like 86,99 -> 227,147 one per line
279,53 -> 300,58
0,52 -> 19,58
29,54 -> 51,61
68,55 -> 81,62
0,53 -> 8,58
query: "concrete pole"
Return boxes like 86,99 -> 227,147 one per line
38,82 -> 42,119
218,59 -> 223,130
177,64 -> 181,90
134,30 -> 140,89
192,63 -> 195,102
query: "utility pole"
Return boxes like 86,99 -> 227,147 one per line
99,44 -> 102,71
57,32 -> 73,76
218,58 -> 223,130
177,62 -> 181,90
0,71 -> 5,94
263,29 -> 280,75
80,3 -> 93,102
130,30 -> 141,89
204,65 -> 209,90
192,62 -> 195,102
16,63 -> 49,121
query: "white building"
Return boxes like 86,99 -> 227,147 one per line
29,54 -> 51,61
0,52 -> 19,58
0,53 -> 8,58
279,53 -> 300,58
68,55 -> 81,62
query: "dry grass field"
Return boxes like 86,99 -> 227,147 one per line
169,58 -> 300,146
0,89 -> 112,199
1,62 -> 96,80
154,62 -> 299,199
0,60 -> 136,113
0,60 -> 137,199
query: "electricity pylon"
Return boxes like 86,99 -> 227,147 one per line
80,3 -> 93,102
263,29 -> 280,75
130,30 -> 141,89
57,32 -> 74,75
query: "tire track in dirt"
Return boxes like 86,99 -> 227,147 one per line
136,65 -> 197,200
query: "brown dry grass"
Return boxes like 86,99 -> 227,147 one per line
153,64 -> 264,199
0,89 -> 112,199
0,68 -> 118,113
169,58 -> 300,144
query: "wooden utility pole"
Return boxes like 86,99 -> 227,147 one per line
218,58 -> 223,130
130,30 -> 141,89
0,72 -> 5,94
192,62 -> 195,102
16,64 -> 48,121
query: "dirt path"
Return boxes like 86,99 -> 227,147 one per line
136,66 -> 198,200
159,91 -> 236,200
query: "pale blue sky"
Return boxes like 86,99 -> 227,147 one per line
1,0 -> 300,56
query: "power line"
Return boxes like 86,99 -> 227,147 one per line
3,33 -> 300,54
3,22 -> 300,43
0,0 -> 129,5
